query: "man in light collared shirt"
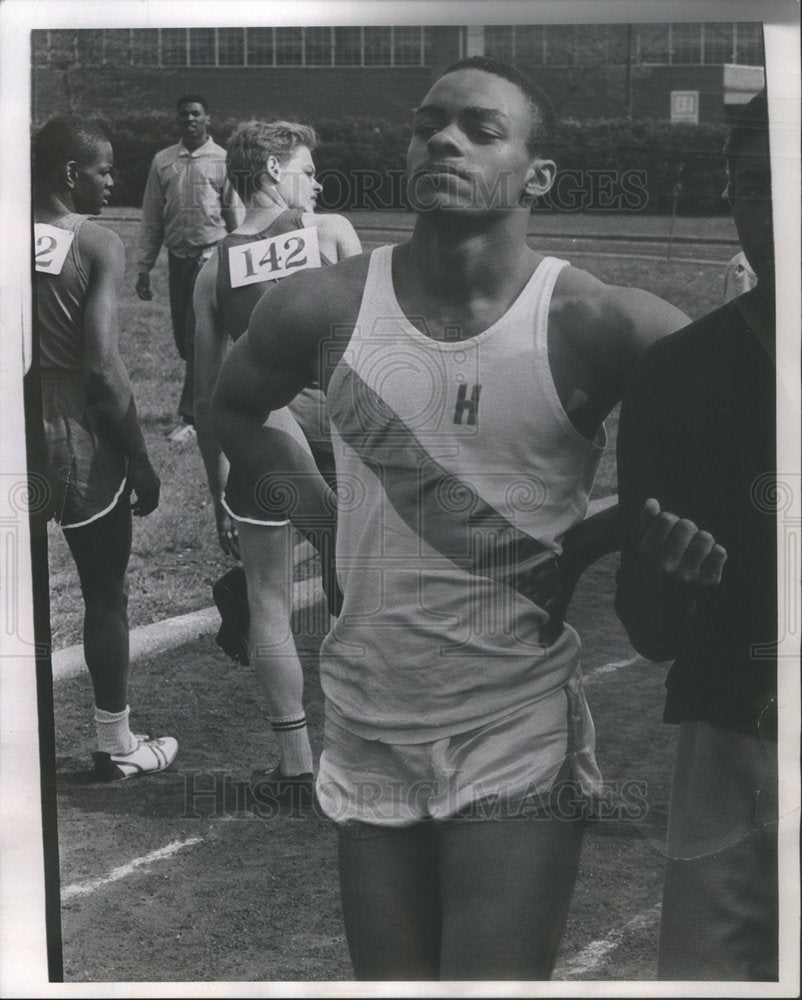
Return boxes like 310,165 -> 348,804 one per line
136,94 -> 244,442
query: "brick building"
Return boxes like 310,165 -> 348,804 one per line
32,23 -> 765,126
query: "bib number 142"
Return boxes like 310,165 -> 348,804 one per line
228,226 -> 321,288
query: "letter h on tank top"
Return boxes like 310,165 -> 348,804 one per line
453,383 -> 482,425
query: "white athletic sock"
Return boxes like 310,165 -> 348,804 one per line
270,714 -> 313,776
94,705 -> 138,755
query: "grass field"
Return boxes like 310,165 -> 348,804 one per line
45,211 -> 733,651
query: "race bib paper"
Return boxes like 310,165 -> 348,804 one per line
228,226 -> 321,288
34,224 -> 75,275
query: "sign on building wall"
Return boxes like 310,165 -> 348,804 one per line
671,90 -> 699,124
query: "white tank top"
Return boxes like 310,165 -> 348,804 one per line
321,245 -> 605,742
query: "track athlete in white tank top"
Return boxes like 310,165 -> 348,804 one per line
212,59 -> 692,981
322,247 -> 604,750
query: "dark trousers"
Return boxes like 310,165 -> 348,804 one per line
168,252 -> 205,424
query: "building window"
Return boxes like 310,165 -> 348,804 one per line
189,28 -> 216,67
638,23 -> 670,65
606,24 -> 631,65
275,27 -> 303,66
485,25 -> 545,69
545,25 -> 576,67
247,27 -> 274,66
703,23 -> 736,65
76,30 -> 104,66
47,30 -> 77,68
574,24 -> 606,66
734,22 -> 763,65
335,26 -> 363,66
305,26 -> 332,66
103,29 -> 133,66
131,29 -> 159,66
392,26 -> 423,66
161,28 -> 188,67
671,23 -> 702,64
363,26 -> 392,66
484,26 -> 515,63
35,25 -> 431,70
514,25 -> 545,67
217,27 -> 245,66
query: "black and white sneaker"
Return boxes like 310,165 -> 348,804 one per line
91,735 -> 178,781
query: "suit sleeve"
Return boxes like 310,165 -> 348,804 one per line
614,349 -> 698,662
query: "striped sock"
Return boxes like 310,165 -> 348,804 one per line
270,713 -> 313,776
94,705 -> 137,755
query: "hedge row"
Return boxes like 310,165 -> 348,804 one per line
35,111 -> 731,215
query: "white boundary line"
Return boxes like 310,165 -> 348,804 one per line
554,903 -> 662,978
584,654 -> 645,684
61,837 -> 204,901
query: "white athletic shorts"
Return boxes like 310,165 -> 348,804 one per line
316,673 -> 601,827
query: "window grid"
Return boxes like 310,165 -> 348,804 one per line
274,26 -> 303,66
363,26 -> 392,66
102,29 -> 133,66
246,27 -> 274,67
638,23 -> 671,65
305,26 -> 333,67
217,27 -> 245,67
37,24 -> 758,69
544,24 -> 577,67
671,23 -> 702,65
484,25 -> 515,63
703,23 -> 736,66
334,26 -> 363,67
189,27 -> 216,67
160,28 -> 188,67
733,22 -> 763,65
515,25 -> 546,67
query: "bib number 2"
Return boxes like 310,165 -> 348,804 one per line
228,226 -> 321,288
34,224 -> 75,275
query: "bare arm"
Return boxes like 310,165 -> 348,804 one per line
82,224 -> 159,516
211,281 -> 337,550
136,158 -> 164,299
330,214 -> 362,261
304,213 -> 362,264
193,254 -> 239,557
551,268 -> 691,432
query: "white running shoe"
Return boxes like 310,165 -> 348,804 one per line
92,735 -> 178,781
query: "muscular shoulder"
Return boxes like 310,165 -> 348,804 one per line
245,251 -> 372,368
553,265 -> 689,386
302,211 -> 361,260
306,212 -> 355,237
554,265 -> 689,341
251,252 -> 370,332
76,220 -> 125,277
